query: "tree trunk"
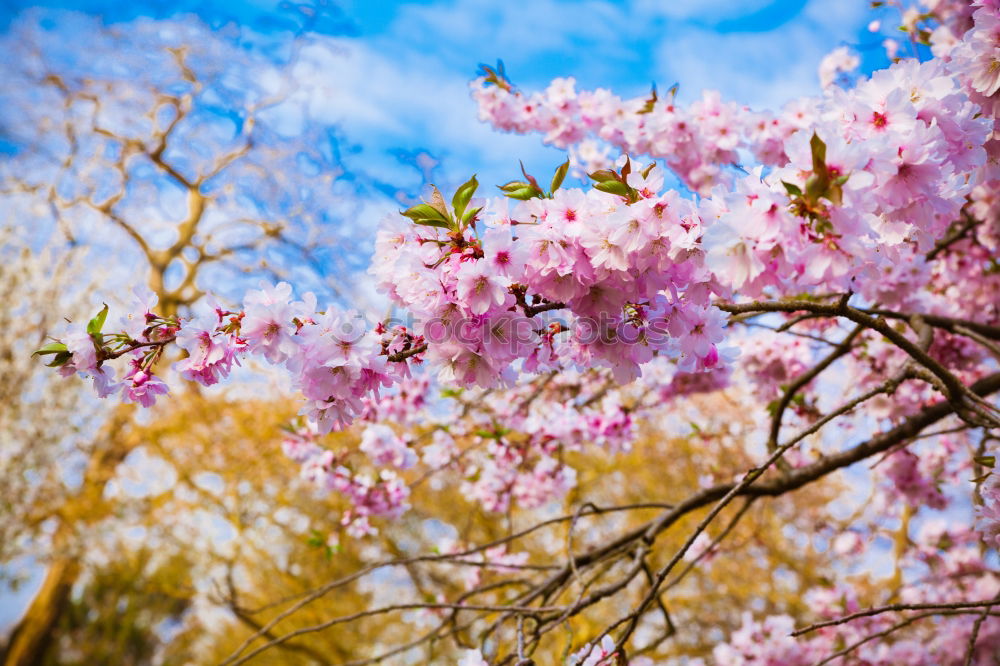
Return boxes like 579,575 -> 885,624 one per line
2,528 -> 79,666
3,406 -> 135,666
4,273 -> 177,665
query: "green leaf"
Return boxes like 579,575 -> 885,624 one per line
588,169 -> 618,183
620,156 -> 632,181
452,174 -> 478,221
87,304 -> 109,337
640,162 -> 656,179
827,184 -> 843,207
401,203 -> 452,229
499,180 -> 542,200
594,180 -> 631,197
781,181 -> 803,198
810,132 -> 827,176
409,218 -> 452,229
475,427 -> 511,440
637,83 -> 657,114
503,187 -> 541,200
477,60 -> 513,91
45,352 -> 72,368
33,342 -> 68,356
428,185 -> 450,219
461,206 -> 483,224
499,180 -> 532,192
306,529 -> 326,548
974,455 -> 996,468
550,160 -> 570,195
805,172 -> 828,203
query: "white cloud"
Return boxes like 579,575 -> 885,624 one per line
653,0 -> 870,108
291,36 -> 563,194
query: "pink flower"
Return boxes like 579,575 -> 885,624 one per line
173,316 -> 243,387
62,323 -> 99,373
975,472 -> 1000,550
579,213 -> 630,273
875,124 -> 948,209
281,423 -> 324,463
885,449 -> 948,511
676,306 -> 727,366
571,635 -> 617,666
481,227 -> 526,278
58,323 -> 121,397
455,259 -> 510,315
431,341 -> 512,388
818,46 -> 860,89
242,281 -> 302,363
120,286 -> 160,339
90,366 -> 120,398
360,424 -> 416,469
121,359 -> 169,408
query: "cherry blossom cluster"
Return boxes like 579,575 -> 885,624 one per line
471,66 -> 806,195
372,168 -> 736,391
39,283 -> 426,434
976,466 -> 1000,550
818,46 -> 861,90
707,438 -> 1000,664
920,0 -> 1000,238
701,65 -> 986,298
282,422 -> 413,538
35,293 -> 175,407
712,517 -> 1000,664
278,358 -> 715,535
473,12 -> 999,306
375,33 -> 996,410
735,329 -> 814,401
694,439 -> 1000,664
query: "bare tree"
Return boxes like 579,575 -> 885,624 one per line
0,10 -> 359,664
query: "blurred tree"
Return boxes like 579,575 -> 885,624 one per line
0,214 -> 845,665
39,549 -> 196,666
112,389 -> 841,664
0,9 -> 358,664
0,220 -> 115,666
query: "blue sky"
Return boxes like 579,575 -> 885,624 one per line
0,0 -> 886,630
1,0 -> 886,222
323,0 -> 884,206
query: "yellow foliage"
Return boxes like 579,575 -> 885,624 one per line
83,389 -> 847,664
